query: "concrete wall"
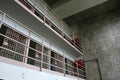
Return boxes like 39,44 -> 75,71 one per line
77,9 -> 120,80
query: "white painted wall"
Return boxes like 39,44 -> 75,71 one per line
0,62 -> 85,80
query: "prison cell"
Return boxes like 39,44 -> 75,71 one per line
0,24 -> 27,62
0,23 -> 86,79
27,40 -> 42,67
51,51 -> 64,73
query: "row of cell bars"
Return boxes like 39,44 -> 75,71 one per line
0,24 -> 86,79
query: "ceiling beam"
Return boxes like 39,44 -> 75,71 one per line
64,0 -> 120,25
53,0 -> 108,19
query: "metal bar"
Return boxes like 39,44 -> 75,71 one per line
24,31 -> 30,63
17,0 -> 83,54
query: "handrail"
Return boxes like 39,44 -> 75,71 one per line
38,0 -> 73,36
0,22 -> 86,79
0,46 -> 86,78
18,0 -> 83,53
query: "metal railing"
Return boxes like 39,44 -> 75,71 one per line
16,0 -> 83,53
0,22 -> 86,79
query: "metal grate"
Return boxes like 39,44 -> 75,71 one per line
0,23 -> 86,79
27,40 -> 42,67
0,24 -> 27,62
50,51 -> 64,73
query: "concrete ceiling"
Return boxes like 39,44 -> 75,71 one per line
44,0 -> 72,9
51,0 -> 108,19
44,0 -> 120,25
64,0 -> 120,25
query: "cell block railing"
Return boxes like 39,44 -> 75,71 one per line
0,15 -> 86,79
16,0 -> 83,53
50,51 -> 64,73
65,58 -> 86,78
